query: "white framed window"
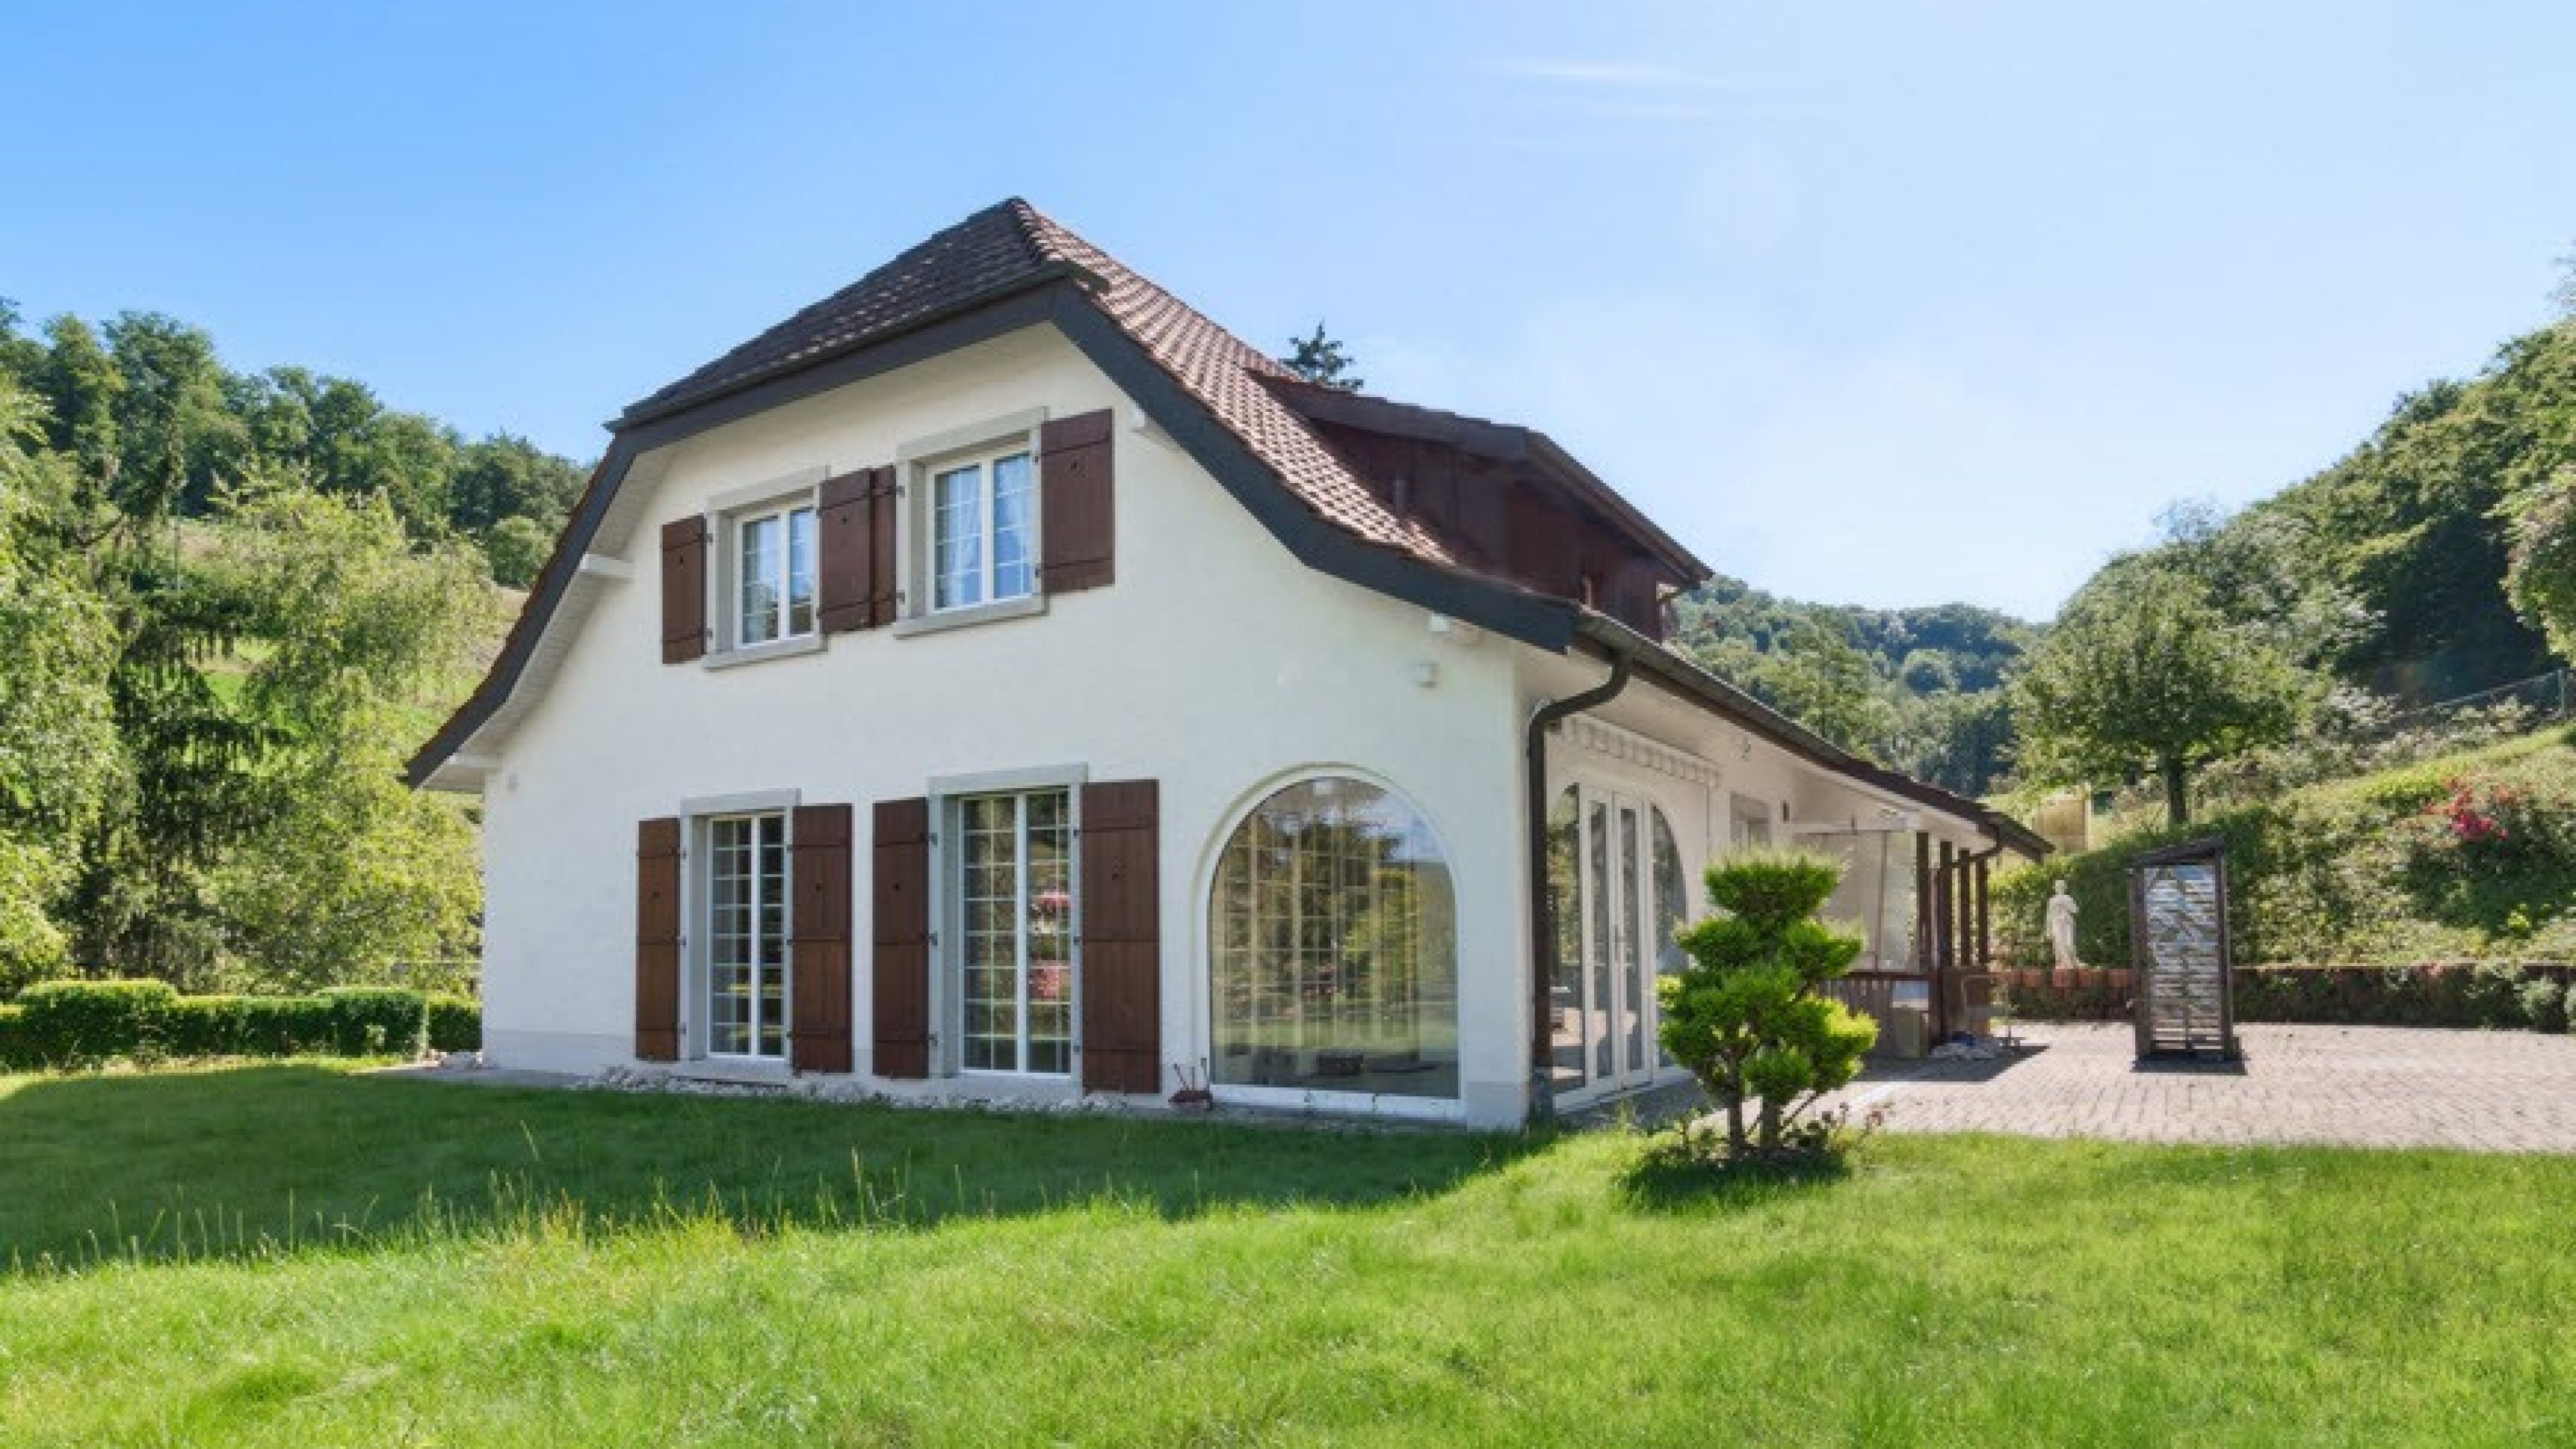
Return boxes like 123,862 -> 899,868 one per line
930,445 -> 1036,612
954,789 -> 1074,1075
705,811 -> 789,1059
731,500 -> 818,647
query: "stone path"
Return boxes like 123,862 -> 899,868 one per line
1788,1022 -> 2576,1152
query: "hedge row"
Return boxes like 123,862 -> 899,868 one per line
2000,962 -> 2575,1032
0,980 -> 481,1071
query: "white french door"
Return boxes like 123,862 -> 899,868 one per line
1550,785 -> 1659,1099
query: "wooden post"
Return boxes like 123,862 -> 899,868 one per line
1914,833 -> 1933,971
1974,857 -> 1992,970
1933,840 -> 1955,1037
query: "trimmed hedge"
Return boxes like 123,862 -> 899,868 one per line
0,981 -> 480,1071
2001,962 -> 2576,1030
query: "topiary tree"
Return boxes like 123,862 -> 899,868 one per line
1658,850 -> 1876,1159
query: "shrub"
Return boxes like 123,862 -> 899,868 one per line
13,979 -> 180,1067
426,994 -> 482,1053
2520,977 -> 2570,1034
232,996 -> 334,1055
1660,849 -> 1875,1159
319,987 -> 427,1057
0,1004 -> 28,1071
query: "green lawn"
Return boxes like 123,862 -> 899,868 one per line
2,1066 -> 2571,1446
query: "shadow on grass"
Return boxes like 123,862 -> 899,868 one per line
1613,1136 -> 1856,1215
0,1065 -> 1544,1271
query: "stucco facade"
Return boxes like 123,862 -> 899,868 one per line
427,200 -> 2039,1129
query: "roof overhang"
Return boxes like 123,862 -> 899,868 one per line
1570,612 -> 2052,860
408,280 -> 1582,788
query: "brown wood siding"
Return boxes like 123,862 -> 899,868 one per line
871,797 -> 932,1079
1040,411 -> 1114,592
1079,780 -> 1161,1094
659,517 -> 707,663
635,817 -> 682,1061
789,804 -> 854,1073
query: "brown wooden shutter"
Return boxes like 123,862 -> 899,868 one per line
1040,411 -> 1114,593
635,817 -> 682,1061
871,797 -> 932,1078
789,804 -> 854,1073
1079,780 -> 1161,1093
818,466 -> 899,632
659,517 -> 708,663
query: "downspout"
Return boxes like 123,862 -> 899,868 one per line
1525,646 -> 1632,1124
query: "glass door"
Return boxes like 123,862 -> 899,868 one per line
1549,786 -> 1658,1099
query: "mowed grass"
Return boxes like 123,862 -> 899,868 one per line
2,1066 -> 2572,1447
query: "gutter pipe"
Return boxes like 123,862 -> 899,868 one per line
1524,647 -> 1632,1124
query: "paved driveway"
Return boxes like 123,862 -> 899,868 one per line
1808,1022 -> 2576,1152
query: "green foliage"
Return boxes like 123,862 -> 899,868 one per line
0,981 -> 461,1067
1996,727 -> 2576,969
482,513 -> 553,588
2507,464 -> 2576,660
427,994 -> 482,1052
1670,576 -> 2036,794
2520,976 -> 2569,1033
1279,322 -> 1363,391
12,979 -> 181,1067
2014,561 -> 2309,824
1658,849 -> 1875,1159
0,310 -> 523,989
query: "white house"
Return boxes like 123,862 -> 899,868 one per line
412,199 -> 2045,1128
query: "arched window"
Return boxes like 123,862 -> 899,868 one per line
1210,777 -> 1458,1099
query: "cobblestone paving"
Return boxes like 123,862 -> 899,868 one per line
1806,1022 -> 2576,1152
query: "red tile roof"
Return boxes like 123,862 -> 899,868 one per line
623,198 -> 1474,568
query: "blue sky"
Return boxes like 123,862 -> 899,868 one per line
6,1 -> 2569,618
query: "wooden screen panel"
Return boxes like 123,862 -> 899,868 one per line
1040,411 -> 1114,594
659,517 -> 707,663
871,798 -> 932,1079
789,804 -> 854,1073
1079,780 -> 1161,1094
635,816 -> 682,1061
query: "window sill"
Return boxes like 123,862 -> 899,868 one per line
890,594 -> 1046,639
702,634 -> 824,670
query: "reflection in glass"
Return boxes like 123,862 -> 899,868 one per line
1211,777 -> 1457,1099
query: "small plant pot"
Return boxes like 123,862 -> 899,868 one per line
2017,969 -> 2043,991
2106,969 -> 2134,994
2052,969 -> 2080,989
1169,1088 -> 1214,1112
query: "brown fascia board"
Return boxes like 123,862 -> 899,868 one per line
408,279 -> 1580,787
1572,612 -> 2052,859
1267,378 -> 1712,584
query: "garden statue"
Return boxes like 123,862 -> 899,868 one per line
2045,879 -> 2082,971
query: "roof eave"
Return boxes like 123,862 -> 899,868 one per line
1570,612 -> 2050,859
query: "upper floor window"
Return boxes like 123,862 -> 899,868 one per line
932,446 -> 1034,610
735,500 -> 818,647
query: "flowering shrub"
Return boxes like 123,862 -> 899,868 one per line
2433,777 -> 2520,850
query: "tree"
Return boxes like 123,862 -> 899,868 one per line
1748,620 -> 1890,757
1280,323 -> 1363,391
1658,850 -> 1876,1159
2013,562 -> 2308,825
482,514 -> 553,588
2507,464 -> 2576,661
